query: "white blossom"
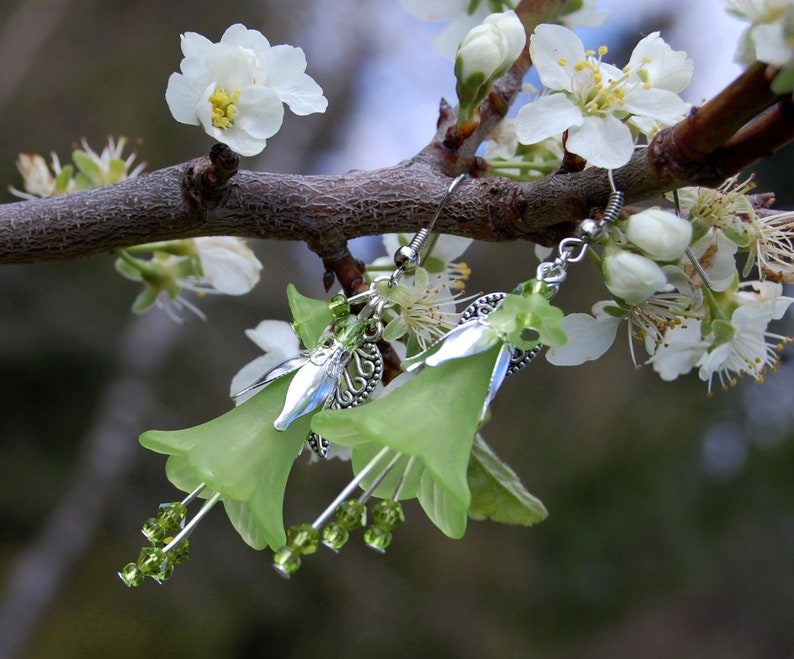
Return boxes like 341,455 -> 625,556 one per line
165,24 -> 327,156
746,210 -> 794,282
514,24 -> 692,168
546,291 -> 695,367
727,0 -> 794,67
192,237 -> 263,295
378,267 -> 466,351
10,154 -> 59,199
651,280 -> 793,392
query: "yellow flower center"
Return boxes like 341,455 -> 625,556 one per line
209,87 -> 241,129
560,44 -> 630,116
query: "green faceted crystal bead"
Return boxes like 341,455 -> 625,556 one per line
118,562 -> 145,587
286,523 -> 319,555
157,560 -> 175,582
167,539 -> 190,566
363,525 -> 393,553
272,546 -> 302,578
321,522 -> 349,552
156,502 -> 187,531
136,546 -> 167,577
334,499 -> 366,530
141,517 -> 166,544
371,500 -> 405,530
332,315 -> 366,350
328,294 -> 351,319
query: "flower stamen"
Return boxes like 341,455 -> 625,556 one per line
209,86 -> 241,129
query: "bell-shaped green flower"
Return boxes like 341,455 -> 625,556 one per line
311,346 -> 500,539
486,292 -> 567,350
140,374 -> 310,550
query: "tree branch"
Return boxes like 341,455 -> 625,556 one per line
1,42 -> 792,269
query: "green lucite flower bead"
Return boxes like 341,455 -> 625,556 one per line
156,501 -> 187,531
118,562 -> 145,587
363,525 -> 392,553
371,500 -> 405,530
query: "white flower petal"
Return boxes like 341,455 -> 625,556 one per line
649,321 -> 707,381
266,45 -> 328,115
165,73 -> 203,125
514,93 -> 583,145
566,114 -> 634,169
245,319 -> 300,354
195,236 -> 263,295
221,23 -> 271,52
623,87 -> 690,126
545,312 -> 621,365
529,24 -> 585,91
234,85 -> 285,138
180,31 -> 214,57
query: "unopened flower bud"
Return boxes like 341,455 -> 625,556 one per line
456,24 -> 507,88
603,250 -> 667,305
454,11 -> 526,120
482,10 -> 526,69
624,208 -> 692,261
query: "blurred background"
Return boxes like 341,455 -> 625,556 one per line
1,1 -> 793,657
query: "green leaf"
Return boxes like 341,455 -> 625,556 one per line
54,165 -> 74,193
467,434 -> 548,525
286,283 -> 333,348
114,255 -> 144,281
131,286 -> 158,313
312,347 -> 499,538
139,375 -> 309,550
72,149 -> 102,184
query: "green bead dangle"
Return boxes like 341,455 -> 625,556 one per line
141,517 -> 166,544
156,501 -> 187,530
166,539 -> 190,565
364,499 -> 405,554
272,523 -> 320,578
118,562 -> 145,588
119,486 -> 217,587
136,546 -> 168,579
321,499 -> 367,552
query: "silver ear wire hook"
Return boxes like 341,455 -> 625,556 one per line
673,189 -> 714,290
390,174 -> 466,286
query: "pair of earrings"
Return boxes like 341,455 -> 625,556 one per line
119,173 -> 626,586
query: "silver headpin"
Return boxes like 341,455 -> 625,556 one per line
674,188 -> 714,290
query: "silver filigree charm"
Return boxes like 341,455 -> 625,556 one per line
234,295 -> 387,459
